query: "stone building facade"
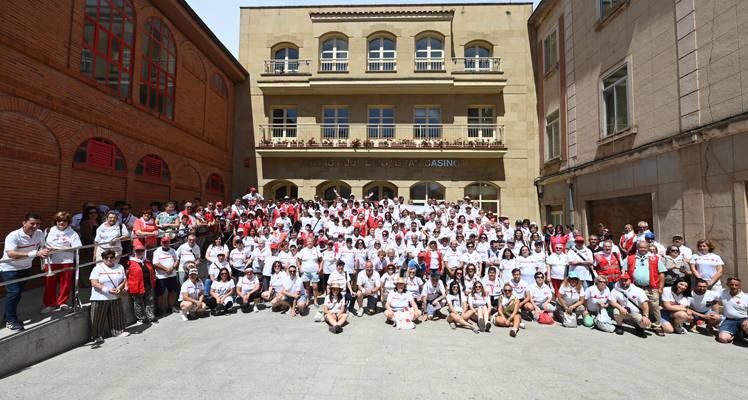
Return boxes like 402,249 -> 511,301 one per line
529,0 -> 748,283
238,3 -> 539,217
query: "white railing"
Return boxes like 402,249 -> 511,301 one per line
367,59 -> 397,72
258,123 -> 505,147
263,59 -> 311,74
453,57 -> 503,73
320,59 -> 349,72
415,57 -> 445,71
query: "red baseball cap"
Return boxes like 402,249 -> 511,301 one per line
134,243 -> 145,251
160,236 -> 171,244
215,201 -> 223,207
620,273 -> 631,280
574,235 -> 585,242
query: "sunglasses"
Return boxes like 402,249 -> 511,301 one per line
503,289 -> 512,293
103,256 -> 115,260
220,273 -> 229,276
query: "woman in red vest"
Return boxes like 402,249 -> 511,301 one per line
127,244 -> 156,324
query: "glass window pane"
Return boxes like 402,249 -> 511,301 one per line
383,108 -> 393,118
95,55 -> 107,84
416,38 -> 427,51
369,108 -> 380,118
615,81 -> 628,131
383,38 -> 395,51
322,40 -> 333,51
410,184 -> 426,200
288,48 -> 298,59
465,184 -> 480,198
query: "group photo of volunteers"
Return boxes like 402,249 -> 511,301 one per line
1,188 -> 746,348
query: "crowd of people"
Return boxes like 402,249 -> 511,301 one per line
1,188 -> 746,348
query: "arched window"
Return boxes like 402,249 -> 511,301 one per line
320,36 -> 348,72
73,138 -> 126,171
206,174 -> 225,193
135,154 -> 170,183
318,181 -> 351,201
415,35 -> 444,71
364,181 -> 397,201
80,0 -> 136,98
464,42 -> 493,72
271,46 -> 300,74
409,182 -> 445,205
139,17 -> 176,119
265,180 -> 299,200
367,36 -> 396,71
464,182 -> 499,212
210,73 -> 228,98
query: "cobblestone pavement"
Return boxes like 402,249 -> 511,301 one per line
4,307 -> 747,399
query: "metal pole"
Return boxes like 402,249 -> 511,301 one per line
73,248 -> 81,311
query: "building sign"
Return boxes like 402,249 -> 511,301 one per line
262,157 -> 505,181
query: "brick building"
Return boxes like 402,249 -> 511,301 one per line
0,0 -> 249,240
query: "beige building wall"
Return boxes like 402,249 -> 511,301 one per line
239,4 -> 539,219
530,0 -> 748,287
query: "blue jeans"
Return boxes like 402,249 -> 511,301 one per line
2,269 -> 30,323
204,279 -> 213,298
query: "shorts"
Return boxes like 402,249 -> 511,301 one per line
301,271 -> 320,283
661,310 -> 672,324
284,294 -> 307,304
155,276 -> 180,295
692,309 -> 716,323
719,317 -> 747,335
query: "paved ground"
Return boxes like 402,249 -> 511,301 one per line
3,306 -> 747,399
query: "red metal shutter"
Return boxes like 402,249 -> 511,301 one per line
143,155 -> 163,179
86,139 -> 115,170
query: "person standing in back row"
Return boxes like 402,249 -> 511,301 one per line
1,213 -> 49,331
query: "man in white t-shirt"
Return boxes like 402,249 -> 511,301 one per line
296,238 -> 322,309
420,271 -> 446,320
609,273 -> 651,337
355,261 -> 381,316
567,236 -> 594,287
1,213 -> 49,331
275,266 -> 306,317
717,277 -> 748,344
175,234 -> 201,282
688,278 -> 721,332
152,236 -> 179,315
179,268 -> 206,320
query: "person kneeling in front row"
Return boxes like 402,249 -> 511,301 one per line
236,267 -> 261,313
609,273 -> 651,337
324,282 -> 348,334
717,277 -> 748,344
179,267 -> 207,321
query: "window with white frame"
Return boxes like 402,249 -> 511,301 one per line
272,47 -> 299,73
410,182 -> 445,205
464,43 -> 492,71
320,37 -> 348,72
467,107 -> 495,138
368,107 -> 395,139
601,62 -> 630,136
322,106 -> 349,139
545,109 -> 560,161
549,205 -> 563,226
464,182 -> 499,213
415,36 -> 444,71
271,107 -> 297,138
414,107 -> 441,138
368,37 -> 396,71
543,30 -> 558,74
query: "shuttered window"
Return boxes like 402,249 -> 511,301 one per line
135,154 -> 170,182
74,138 -> 125,171
206,174 -> 224,193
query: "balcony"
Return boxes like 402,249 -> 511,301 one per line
320,59 -> 349,72
452,57 -> 503,73
367,59 -> 397,72
256,123 -> 506,155
415,57 -> 445,72
262,60 -> 311,75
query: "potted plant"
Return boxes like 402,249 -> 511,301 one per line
260,137 -> 272,147
307,137 -> 318,147
363,139 -> 374,148
351,138 -> 362,148
322,138 -> 334,147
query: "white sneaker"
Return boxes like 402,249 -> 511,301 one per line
41,306 -> 55,315
116,331 -> 130,338
254,307 -> 260,313
357,308 -> 364,317
181,313 -> 189,321
58,304 -> 71,311
314,310 -> 324,322
519,322 -> 526,329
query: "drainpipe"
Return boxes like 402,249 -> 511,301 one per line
567,181 -> 575,228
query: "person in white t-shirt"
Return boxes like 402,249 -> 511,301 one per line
323,282 -> 348,334
688,278 -> 721,333
379,264 -> 399,306
297,238 -> 322,309
420,271 -> 446,321
236,268 -> 261,313
94,211 -> 130,263
207,267 -> 235,315
493,283 -> 522,337
525,272 -> 555,320
690,239 -> 724,291
716,277 -> 748,344
385,277 -> 419,324
229,239 -> 250,280
42,211 -> 81,313
275,266 -> 306,317
567,236 -> 594,288
179,268 -> 206,321
467,281 -> 492,332
175,234 -> 201,283
583,275 -> 613,331
261,261 -> 287,303
446,280 -> 479,333
355,261 -> 381,316
546,244 -> 569,297
556,272 -> 586,327
660,277 -> 693,334
89,250 -> 128,345
609,273 -> 651,337
152,236 -> 179,315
